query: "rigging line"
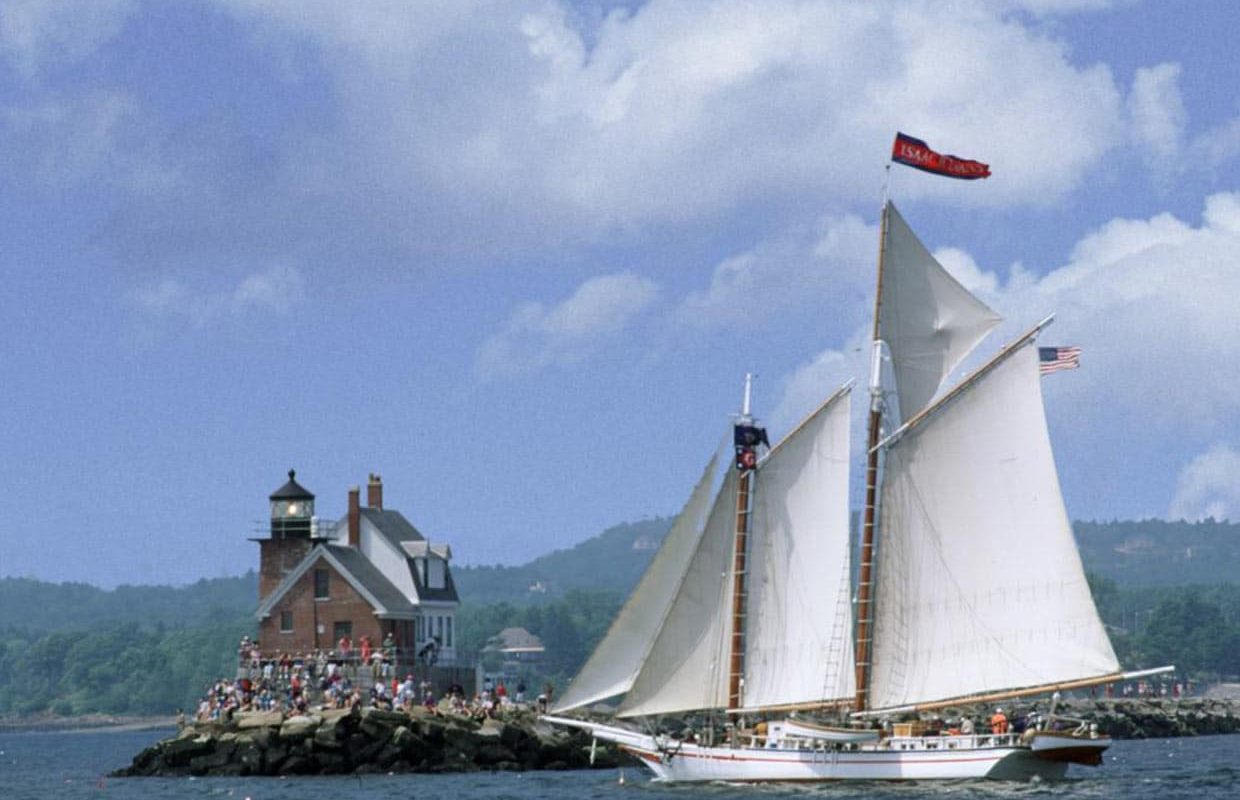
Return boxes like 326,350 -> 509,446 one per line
898,454 -> 1063,687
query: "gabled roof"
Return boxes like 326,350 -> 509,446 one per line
360,506 -> 459,605
360,507 -> 425,548
255,544 -> 417,621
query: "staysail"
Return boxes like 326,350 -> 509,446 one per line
879,203 -> 1002,422
867,340 -> 1118,712
552,449 -> 722,713
619,387 -> 855,717
618,468 -> 737,718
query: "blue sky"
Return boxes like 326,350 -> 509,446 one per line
1,0 -> 1238,587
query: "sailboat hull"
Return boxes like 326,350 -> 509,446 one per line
545,717 -> 1106,782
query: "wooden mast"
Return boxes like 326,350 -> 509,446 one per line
727,374 -> 757,710
853,188 -> 890,712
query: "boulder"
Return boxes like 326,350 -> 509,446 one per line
279,714 -> 321,743
235,710 -> 284,730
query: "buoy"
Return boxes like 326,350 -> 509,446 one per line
618,768 -> 626,785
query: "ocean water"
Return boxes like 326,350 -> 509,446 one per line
0,727 -> 1235,800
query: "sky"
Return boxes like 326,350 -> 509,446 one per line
1,0 -> 1238,588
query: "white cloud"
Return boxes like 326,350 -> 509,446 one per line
476,271 -> 659,379
677,213 -> 876,331
0,0 -> 135,78
196,0 -> 1137,252
1169,445 -> 1240,522
130,265 -> 306,328
1128,63 -> 1186,178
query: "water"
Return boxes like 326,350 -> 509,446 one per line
0,728 -> 1235,800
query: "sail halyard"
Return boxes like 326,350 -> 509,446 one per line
867,339 -> 1121,712
551,445 -> 725,713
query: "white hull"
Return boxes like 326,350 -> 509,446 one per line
546,717 -> 1108,782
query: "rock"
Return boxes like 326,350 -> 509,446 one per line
162,735 -> 215,767
278,714 -> 321,743
236,710 -> 284,730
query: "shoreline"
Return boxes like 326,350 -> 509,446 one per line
0,714 -> 175,734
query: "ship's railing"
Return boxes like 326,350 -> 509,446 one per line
736,731 -> 1053,752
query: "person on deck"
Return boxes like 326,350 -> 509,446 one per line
990,708 -> 1009,734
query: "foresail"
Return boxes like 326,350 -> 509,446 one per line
552,449 -> 723,713
868,341 -> 1118,712
743,387 -> 855,709
617,469 -> 737,718
880,203 -> 1002,422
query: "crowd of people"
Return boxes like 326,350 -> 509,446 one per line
188,636 -> 546,725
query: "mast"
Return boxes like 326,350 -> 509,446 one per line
727,373 -> 758,710
854,188 -> 890,712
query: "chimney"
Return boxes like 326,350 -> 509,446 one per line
367,473 -> 383,510
348,486 -> 360,547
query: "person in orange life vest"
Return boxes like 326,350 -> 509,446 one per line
990,708 -> 1009,734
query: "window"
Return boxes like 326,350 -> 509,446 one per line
445,616 -> 453,648
333,621 -> 352,641
280,611 -> 294,633
314,568 -> 330,600
435,615 -> 443,643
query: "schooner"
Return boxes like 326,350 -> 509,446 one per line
545,194 -> 1172,781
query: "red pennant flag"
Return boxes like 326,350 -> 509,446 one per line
891,132 -> 990,180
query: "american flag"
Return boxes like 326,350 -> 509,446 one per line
1039,346 -> 1081,375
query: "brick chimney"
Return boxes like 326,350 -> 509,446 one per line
348,485 -> 360,547
367,473 -> 383,509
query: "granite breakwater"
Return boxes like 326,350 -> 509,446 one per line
114,707 -> 617,777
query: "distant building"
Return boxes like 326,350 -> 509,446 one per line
631,535 -> 659,551
253,470 -> 460,665
484,626 -> 545,684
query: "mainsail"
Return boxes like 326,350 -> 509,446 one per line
552,450 -> 722,713
867,340 -> 1119,712
879,203 -> 1002,422
618,388 -> 854,717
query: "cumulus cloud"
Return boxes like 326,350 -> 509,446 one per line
476,271 -> 659,379
186,0 -> 1138,256
3,0 -> 1192,280
1169,445 -> 1240,522
130,265 -> 305,328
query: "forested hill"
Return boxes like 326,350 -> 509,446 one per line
1,518 -> 1235,621
0,573 -> 257,632
452,517 -> 1240,605
1075,519 -> 1240,586
452,517 -> 673,605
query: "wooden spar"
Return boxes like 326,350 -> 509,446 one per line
726,697 -> 854,716
726,467 -> 752,710
853,198 -> 890,712
850,666 -> 1176,719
